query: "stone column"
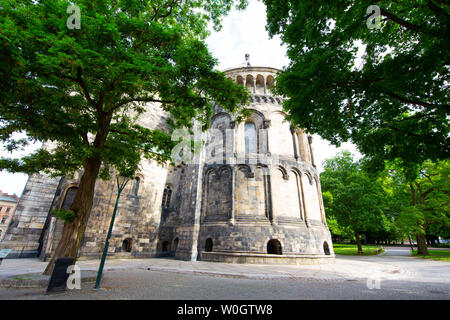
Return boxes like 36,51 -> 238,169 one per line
263,120 -> 271,157
308,135 -> 316,167
316,178 -> 326,225
291,127 -> 299,160
300,174 -> 309,227
190,128 -> 206,261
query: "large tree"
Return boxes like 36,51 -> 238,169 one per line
320,151 -> 388,253
0,0 -> 250,274
382,159 -> 450,254
263,0 -> 449,176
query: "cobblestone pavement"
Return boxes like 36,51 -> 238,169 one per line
0,253 -> 449,299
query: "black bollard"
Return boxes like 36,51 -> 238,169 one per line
46,257 -> 75,294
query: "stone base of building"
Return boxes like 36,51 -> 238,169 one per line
199,251 -> 335,265
0,241 -> 40,259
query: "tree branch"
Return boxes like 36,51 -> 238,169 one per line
380,8 -> 424,33
380,7 -> 444,39
383,90 -> 449,112
76,67 -> 103,114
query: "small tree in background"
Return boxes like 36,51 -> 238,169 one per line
321,151 -> 387,254
383,160 -> 450,254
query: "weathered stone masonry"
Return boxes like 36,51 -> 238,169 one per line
1,66 -> 334,264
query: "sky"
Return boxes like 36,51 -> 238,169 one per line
0,0 -> 360,197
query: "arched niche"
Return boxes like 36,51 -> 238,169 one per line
208,113 -> 233,162
235,165 -> 266,217
236,109 -> 268,155
266,75 -> 275,90
122,238 -> 132,252
236,75 -> 244,86
204,166 -> 232,220
301,172 -> 321,222
271,168 -> 301,219
205,238 -> 213,252
245,74 -> 254,93
256,74 -> 265,94
61,186 -> 78,210
245,122 -> 257,154
323,241 -> 331,255
267,239 -> 282,255
269,111 -> 295,157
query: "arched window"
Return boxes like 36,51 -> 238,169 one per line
122,238 -> 132,252
267,239 -> 282,255
131,177 -> 140,196
245,122 -> 257,154
323,241 -> 330,255
205,238 -> 213,252
62,187 -> 78,210
162,186 -> 172,208
162,241 -> 170,252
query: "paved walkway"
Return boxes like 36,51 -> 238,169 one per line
1,253 -> 449,284
382,247 -> 413,256
1,254 -> 449,300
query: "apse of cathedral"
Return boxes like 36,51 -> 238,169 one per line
1,64 -> 334,264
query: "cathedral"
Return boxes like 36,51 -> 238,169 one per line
1,65 -> 335,264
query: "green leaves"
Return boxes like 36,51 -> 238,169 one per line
0,0 -> 250,180
263,0 -> 449,174
51,208 -> 76,222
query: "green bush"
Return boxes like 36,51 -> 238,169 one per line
51,208 -> 75,222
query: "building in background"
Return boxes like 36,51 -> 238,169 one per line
0,190 -> 19,241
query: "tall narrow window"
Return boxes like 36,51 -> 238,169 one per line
162,186 -> 172,208
131,177 -> 140,196
245,122 -> 257,154
62,187 -> 78,210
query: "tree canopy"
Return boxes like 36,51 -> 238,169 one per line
320,151 -> 388,253
382,159 -> 450,253
0,0 -> 250,273
1,0 -> 250,179
263,0 -> 449,177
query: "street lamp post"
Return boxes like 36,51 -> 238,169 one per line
94,175 -> 130,289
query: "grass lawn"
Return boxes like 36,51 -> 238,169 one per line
412,249 -> 450,262
333,244 -> 384,256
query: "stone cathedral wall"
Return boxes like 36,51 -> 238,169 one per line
195,66 -> 334,264
2,65 -> 334,264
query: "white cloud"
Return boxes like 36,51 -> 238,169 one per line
0,133 -> 41,196
206,0 -> 290,70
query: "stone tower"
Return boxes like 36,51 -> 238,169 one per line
1,65 -> 334,264
190,66 -> 334,264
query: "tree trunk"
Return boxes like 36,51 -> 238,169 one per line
416,233 -> 429,256
43,156 -> 102,275
355,231 -> 363,254
43,109 -> 112,275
